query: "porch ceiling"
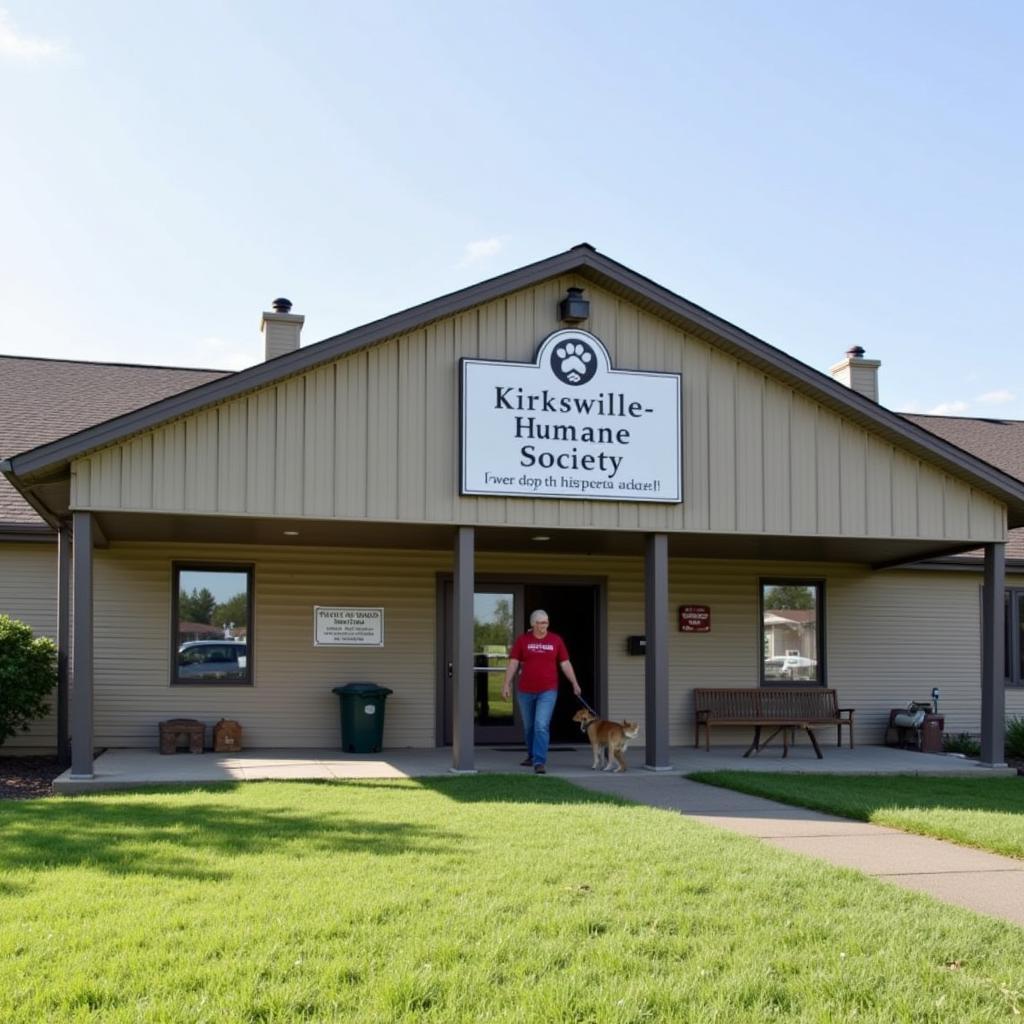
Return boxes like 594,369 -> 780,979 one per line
93,510 -> 979,567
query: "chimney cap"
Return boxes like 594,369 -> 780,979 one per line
846,345 -> 866,358
272,297 -> 293,314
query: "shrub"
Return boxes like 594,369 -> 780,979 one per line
942,731 -> 981,758
0,615 -> 57,745
1006,717 -> 1024,760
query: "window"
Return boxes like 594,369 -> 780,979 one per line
1006,589 -> 1024,687
172,563 -> 253,685
760,580 -> 824,685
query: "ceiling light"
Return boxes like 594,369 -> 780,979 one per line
531,535 -> 550,542
283,530 -> 300,536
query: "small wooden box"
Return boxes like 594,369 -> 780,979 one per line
213,718 -> 243,753
159,718 -> 205,754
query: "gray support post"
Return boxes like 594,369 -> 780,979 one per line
56,523 -> 72,769
71,511 -> 95,779
644,532 -> 672,770
980,541 -> 1006,766
451,526 -> 476,773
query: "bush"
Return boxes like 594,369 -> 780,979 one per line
943,732 -> 981,758
1006,717 -> 1024,760
0,615 -> 57,745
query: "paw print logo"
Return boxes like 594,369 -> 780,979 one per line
552,340 -> 597,386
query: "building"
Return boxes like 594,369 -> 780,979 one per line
2,245 -> 1022,777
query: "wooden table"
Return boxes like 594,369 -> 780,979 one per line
743,722 -> 823,759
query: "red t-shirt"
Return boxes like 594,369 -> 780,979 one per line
509,631 -> 569,693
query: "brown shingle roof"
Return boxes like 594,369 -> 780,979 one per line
0,355 -> 228,526
901,414 -> 1024,561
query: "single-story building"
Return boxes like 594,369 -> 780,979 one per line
2,244 -> 1022,777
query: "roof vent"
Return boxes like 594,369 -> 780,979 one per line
272,297 -> 293,314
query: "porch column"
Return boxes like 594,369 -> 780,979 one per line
644,532 -> 671,770
56,522 -> 72,769
980,541 -> 1006,767
451,526 -> 476,773
70,511 -> 94,779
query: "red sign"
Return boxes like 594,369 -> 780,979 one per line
679,605 -> 710,632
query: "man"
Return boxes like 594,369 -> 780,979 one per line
501,609 -> 582,774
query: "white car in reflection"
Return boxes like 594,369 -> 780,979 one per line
764,655 -> 816,679
177,640 -> 248,680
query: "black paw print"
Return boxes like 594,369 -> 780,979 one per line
553,341 -> 595,384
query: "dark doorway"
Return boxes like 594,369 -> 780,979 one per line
523,584 -> 600,744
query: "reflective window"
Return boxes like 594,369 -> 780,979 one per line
173,564 -> 253,684
761,581 -> 824,685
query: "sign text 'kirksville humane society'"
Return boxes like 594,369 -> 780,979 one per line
461,330 -> 681,502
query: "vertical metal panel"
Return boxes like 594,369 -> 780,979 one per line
423,323 -> 455,523
838,422 -> 867,535
185,409 -> 219,512
943,475 -> 970,538
335,351 -> 368,518
93,447 -> 122,508
275,377 -> 305,516
71,459 -> 91,509
891,449 -> 918,536
71,511 -> 94,777
735,364 -> 764,532
864,436 -> 894,537
683,339 -> 710,532
218,400 -> 248,513
917,463 -> 945,537
246,388 -> 277,513
152,421 -> 186,511
789,395 -> 817,534
396,334 -> 428,521
303,365 -> 337,517
122,435 -> 153,509
366,341 -> 399,518
815,408 -> 841,534
707,352 -> 737,533
762,379 -> 791,533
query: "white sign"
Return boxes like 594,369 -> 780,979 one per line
314,607 -> 384,647
461,329 -> 681,502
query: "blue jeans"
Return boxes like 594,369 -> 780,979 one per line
517,689 -> 557,766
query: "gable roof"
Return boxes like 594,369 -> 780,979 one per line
0,355 -> 228,528
902,414 -> 1024,561
5,244 -> 1024,528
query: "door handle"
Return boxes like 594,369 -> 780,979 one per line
447,661 -> 453,678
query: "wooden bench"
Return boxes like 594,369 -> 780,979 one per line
694,688 -> 855,755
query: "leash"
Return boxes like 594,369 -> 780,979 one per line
575,693 -> 600,718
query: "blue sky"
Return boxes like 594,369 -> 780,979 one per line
2,1 -> 1021,419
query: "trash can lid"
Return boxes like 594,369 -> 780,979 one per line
332,682 -> 393,696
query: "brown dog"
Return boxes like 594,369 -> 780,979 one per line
573,709 -> 640,772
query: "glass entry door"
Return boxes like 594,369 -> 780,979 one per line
443,584 -> 523,744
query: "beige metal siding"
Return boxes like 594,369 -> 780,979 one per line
71,279 -> 1008,543
0,543 -> 57,748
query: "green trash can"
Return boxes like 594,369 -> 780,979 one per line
332,683 -> 393,753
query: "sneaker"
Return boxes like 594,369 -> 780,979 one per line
533,763 -> 546,774
519,756 -> 534,767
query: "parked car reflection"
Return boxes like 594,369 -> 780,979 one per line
764,654 -> 817,681
177,640 -> 248,681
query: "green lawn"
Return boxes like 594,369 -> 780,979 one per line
688,772 -> 1024,860
1,777 -> 1022,1022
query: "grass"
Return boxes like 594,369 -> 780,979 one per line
688,772 -> 1024,860
0,777 -> 1022,1022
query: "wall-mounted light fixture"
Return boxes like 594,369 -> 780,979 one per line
559,287 -> 589,324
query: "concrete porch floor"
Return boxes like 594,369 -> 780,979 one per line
53,742 -> 1014,793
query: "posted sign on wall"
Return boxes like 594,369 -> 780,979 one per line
461,329 -> 681,502
314,607 -> 384,647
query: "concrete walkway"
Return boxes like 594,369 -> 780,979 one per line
53,744 -> 1024,928
574,771 -> 1024,929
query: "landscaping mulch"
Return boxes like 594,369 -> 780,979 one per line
0,756 -> 62,800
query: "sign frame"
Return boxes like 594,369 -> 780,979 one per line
313,606 -> 385,648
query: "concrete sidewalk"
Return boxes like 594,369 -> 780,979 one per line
573,772 -> 1024,929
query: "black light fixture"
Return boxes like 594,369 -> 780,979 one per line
559,287 -> 589,324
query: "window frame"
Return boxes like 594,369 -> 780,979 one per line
171,561 -> 254,687
758,578 -> 826,688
